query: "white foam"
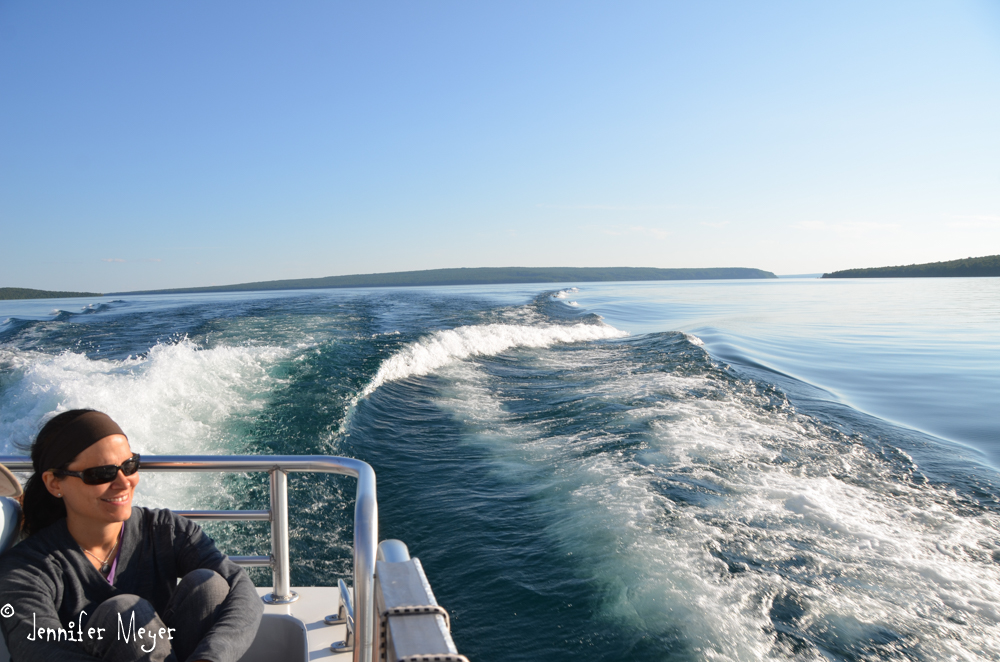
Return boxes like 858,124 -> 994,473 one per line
684,332 -> 705,346
553,288 -> 579,299
358,322 -> 627,400
0,339 -> 290,509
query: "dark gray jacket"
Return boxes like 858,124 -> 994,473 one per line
0,507 -> 263,662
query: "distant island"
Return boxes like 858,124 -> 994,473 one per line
0,287 -> 103,301
113,266 -> 777,296
822,255 -> 1000,279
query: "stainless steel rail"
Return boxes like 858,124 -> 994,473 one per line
0,455 -> 378,662
174,509 -> 271,521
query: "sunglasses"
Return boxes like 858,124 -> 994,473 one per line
52,453 -> 141,485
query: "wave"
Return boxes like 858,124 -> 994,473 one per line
333,321 -> 628,437
43,303 -> 117,322
683,332 -> 705,346
79,302 -> 117,315
0,338 -> 290,509
0,317 -> 33,338
359,321 -> 627,400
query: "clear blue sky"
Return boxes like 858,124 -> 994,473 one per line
1,1 -> 998,292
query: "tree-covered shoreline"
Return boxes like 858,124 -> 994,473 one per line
0,287 -> 103,301
823,255 -> 1000,279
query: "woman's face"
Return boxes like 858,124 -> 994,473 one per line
43,434 -> 138,528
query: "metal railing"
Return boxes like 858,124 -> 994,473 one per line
0,455 -> 378,662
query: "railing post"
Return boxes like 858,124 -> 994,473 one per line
265,468 -> 298,604
352,462 -> 377,662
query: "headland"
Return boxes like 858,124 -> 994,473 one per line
822,255 -> 1000,279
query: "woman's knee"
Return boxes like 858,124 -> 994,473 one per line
164,569 -> 229,625
179,568 -> 225,588
89,594 -> 156,630
84,595 -> 174,661
177,569 -> 229,604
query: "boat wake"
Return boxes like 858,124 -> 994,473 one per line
420,332 -> 1000,660
0,338 -> 289,508
334,320 -> 628,437
361,321 -> 627,398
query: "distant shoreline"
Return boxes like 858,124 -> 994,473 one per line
105,266 -> 778,296
10,256 -> 1000,301
0,287 -> 103,301
822,255 -> 1000,279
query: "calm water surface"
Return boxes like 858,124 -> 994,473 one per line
574,277 -> 1000,467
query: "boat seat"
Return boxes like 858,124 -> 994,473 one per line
0,496 -> 21,554
0,497 -> 20,662
0,462 -> 22,556
237,613 -> 309,662
0,481 -> 22,662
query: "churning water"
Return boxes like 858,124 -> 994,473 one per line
1,278 -> 998,661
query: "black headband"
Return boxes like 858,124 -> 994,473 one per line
36,411 -> 127,473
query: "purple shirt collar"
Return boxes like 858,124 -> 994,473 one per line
106,523 -> 124,584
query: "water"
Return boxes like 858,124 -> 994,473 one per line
1,279 -> 998,661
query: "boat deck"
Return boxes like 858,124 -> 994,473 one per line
247,586 -> 352,661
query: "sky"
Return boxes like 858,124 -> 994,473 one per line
1,1 -> 999,293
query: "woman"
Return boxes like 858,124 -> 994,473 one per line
0,409 -> 263,662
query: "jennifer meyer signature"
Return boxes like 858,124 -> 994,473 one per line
1,603 -> 175,652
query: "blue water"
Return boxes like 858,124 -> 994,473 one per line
1,279 -> 998,661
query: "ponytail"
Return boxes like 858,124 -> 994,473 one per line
20,472 -> 66,536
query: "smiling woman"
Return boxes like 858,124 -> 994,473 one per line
25,412 -> 136,540
0,410 -> 263,662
